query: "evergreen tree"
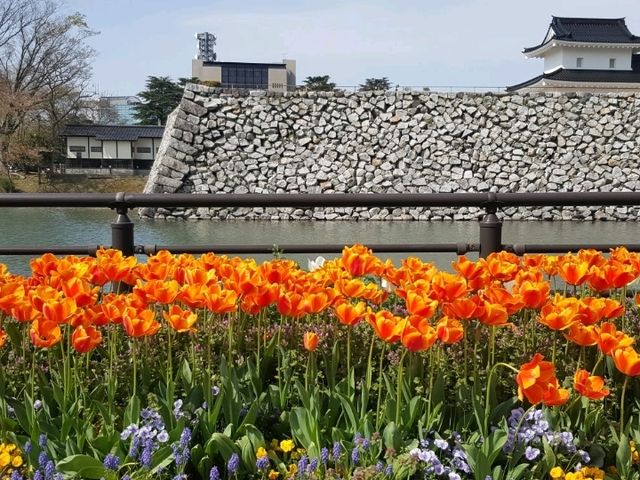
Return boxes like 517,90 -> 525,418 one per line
359,77 -> 391,91
134,76 -> 184,125
303,75 -> 336,92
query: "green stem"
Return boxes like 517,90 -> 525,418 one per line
620,375 -> 631,438
347,327 -> 352,399
395,350 -> 408,425
131,339 -> 137,399
375,343 -> 387,431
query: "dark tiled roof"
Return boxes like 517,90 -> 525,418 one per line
524,17 -> 640,53
507,68 -> 640,91
202,61 -> 286,69
61,124 -> 164,140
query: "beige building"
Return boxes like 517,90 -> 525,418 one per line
192,59 -> 296,93
508,17 -> 640,93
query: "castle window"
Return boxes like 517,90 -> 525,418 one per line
609,58 -> 616,68
576,57 -> 583,68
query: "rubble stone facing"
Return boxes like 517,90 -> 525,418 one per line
142,84 -> 640,221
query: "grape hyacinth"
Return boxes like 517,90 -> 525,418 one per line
227,453 -> 240,475
209,466 -> 220,480
503,408 -> 580,459
410,432 -> 471,479
103,453 -> 120,471
120,407 -> 169,469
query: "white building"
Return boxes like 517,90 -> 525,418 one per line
508,17 -> 640,92
61,124 -> 164,172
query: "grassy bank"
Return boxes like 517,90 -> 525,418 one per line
2,172 -> 148,193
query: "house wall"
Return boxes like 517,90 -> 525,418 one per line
267,68 -> 288,93
103,141 -> 117,159
117,141 -> 132,159
133,138 -> 154,160
192,59 -> 222,83
66,137 -> 90,158
561,47 -> 632,70
89,138 -> 102,159
543,49 -> 563,72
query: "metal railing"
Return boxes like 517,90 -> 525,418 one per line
1,191 -> 640,259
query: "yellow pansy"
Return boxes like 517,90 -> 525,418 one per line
550,467 -> 564,479
11,455 -> 23,467
268,470 -> 280,480
0,452 -> 10,468
280,439 -> 295,453
286,463 -> 298,478
256,447 -> 267,458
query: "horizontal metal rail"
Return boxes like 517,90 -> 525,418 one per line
3,191 -> 640,208
1,192 -> 640,260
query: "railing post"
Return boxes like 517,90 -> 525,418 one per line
479,193 -> 502,258
111,192 -> 134,257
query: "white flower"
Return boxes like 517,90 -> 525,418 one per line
307,256 -> 326,271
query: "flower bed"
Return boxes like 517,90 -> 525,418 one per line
0,246 -> 639,479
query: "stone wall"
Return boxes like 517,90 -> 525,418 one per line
142,84 -> 640,220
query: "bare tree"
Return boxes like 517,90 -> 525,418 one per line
0,0 -> 96,176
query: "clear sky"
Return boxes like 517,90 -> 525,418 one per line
65,0 -> 640,96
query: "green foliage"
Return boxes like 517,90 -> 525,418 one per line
0,176 -> 14,192
134,76 -> 185,126
302,75 -> 336,91
359,77 -> 392,91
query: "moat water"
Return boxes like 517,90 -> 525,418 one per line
2,207 -> 640,275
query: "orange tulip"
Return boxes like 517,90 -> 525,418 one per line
564,323 -> 598,347
597,322 -> 635,355
302,290 -> 334,314
396,316 -> 437,352
122,307 -> 160,337
41,297 -> 77,324
0,281 -> 24,314
538,295 -> 582,331
10,300 -> 41,323
516,353 -> 569,406
587,262 -> 637,291
486,251 -> 520,282
203,285 -> 238,314
340,245 -> 383,277
482,286 -> 524,315
436,317 -> 464,344
71,324 -> 102,353
558,259 -> 590,286
303,331 -> 319,352
442,297 -> 478,320
602,298 -> 625,320
277,291 -> 306,318
452,256 -> 487,289
0,329 -> 6,348
404,290 -> 438,318
96,248 -> 138,283
29,319 -> 62,348
101,294 -> 128,324
573,369 -> 609,400
476,300 -> 509,327
163,305 -> 198,333
517,280 -> 550,310
430,272 -> 468,302
336,278 -> 366,298
367,310 -> 401,343
334,301 -> 367,326
78,304 -> 109,327
61,277 -> 98,307
177,284 -> 206,309
613,347 -> 640,376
